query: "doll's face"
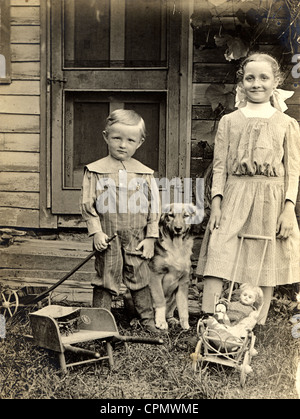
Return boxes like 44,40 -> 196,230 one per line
240,289 -> 256,306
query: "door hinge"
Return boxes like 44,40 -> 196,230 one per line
47,76 -> 67,84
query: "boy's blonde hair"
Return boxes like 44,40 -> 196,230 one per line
104,109 -> 146,139
237,52 -> 284,85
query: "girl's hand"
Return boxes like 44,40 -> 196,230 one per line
208,195 -> 222,234
93,231 -> 109,251
276,201 -> 295,239
136,238 -> 156,259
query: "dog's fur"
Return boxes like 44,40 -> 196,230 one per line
149,203 -> 197,330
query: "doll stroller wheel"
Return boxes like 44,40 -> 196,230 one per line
240,350 -> 252,387
191,338 -> 203,372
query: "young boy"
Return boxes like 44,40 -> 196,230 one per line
81,109 -> 160,333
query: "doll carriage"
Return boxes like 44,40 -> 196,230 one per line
191,234 -> 272,387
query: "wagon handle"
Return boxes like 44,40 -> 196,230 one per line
111,335 -> 164,345
26,233 -> 117,305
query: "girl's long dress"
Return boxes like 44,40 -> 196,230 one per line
196,109 -> 300,287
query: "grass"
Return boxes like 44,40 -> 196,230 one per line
0,293 -> 299,400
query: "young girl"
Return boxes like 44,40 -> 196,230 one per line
197,53 -> 300,324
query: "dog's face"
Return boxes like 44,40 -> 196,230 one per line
160,203 -> 197,237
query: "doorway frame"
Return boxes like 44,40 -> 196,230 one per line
39,0 -> 193,227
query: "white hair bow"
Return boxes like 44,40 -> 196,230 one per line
271,88 -> 294,112
235,85 -> 294,112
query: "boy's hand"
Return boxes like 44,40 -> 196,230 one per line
93,231 -> 109,251
136,238 -> 156,259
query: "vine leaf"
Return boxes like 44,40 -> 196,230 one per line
205,84 -> 236,113
224,36 -> 249,61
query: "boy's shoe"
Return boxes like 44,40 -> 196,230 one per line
130,286 -> 160,334
92,286 -> 112,311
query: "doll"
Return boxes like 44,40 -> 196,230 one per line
226,283 -> 264,325
207,283 -> 264,349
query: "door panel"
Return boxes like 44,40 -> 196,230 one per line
63,91 -> 165,190
63,0 -> 166,68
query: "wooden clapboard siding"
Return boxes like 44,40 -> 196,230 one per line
0,133 -> 39,152
0,172 -> 39,192
0,192 -> 39,209
11,62 -> 40,79
11,0 -> 40,5
0,114 -> 40,132
10,4 -> 40,25
11,25 -> 40,44
0,151 -> 39,172
0,95 -> 39,114
11,44 -> 40,62
0,80 -> 40,95
0,207 -> 39,228
0,1 -> 41,228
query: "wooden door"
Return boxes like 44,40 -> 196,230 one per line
50,0 -> 191,214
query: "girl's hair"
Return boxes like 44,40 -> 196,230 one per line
236,52 -> 284,85
104,109 -> 146,139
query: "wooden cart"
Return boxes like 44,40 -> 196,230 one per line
27,304 -> 163,373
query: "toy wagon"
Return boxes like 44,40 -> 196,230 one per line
191,234 -> 273,387
27,305 -> 163,373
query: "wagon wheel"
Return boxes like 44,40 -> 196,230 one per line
240,350 -> 252,387
0,289 -> 19,319
191,338 -> 203,372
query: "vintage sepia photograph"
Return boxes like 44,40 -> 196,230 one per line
0,0 -> 299,401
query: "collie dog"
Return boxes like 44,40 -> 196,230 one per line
149,203 -> 198,330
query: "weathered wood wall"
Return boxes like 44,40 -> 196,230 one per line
0,0 -> 40,228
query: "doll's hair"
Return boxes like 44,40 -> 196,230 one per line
236,52 -> 284,86
239,283 -> 264,309
104,109 -> 146,139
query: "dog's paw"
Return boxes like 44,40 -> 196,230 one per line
155,307 -> 168,330
155,319 -> 168,330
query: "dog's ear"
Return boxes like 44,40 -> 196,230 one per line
161,203 -> 171,214
184,203 -> 204,226
159,211 -> 168,225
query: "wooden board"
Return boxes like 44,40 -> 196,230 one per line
11,62 -> 40,80
0,151 -> 39,172
0,172 -> 39,192
0,192 -> 39,209
0,95 -> 40,114
0,114 -> 40,133
0,133 -> 39,152
10,6 -> 40,25
0,208 -> 39,228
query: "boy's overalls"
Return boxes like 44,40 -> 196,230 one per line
81,155 -> 160,331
